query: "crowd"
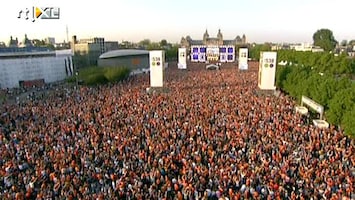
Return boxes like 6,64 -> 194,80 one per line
0,62 -> 354,200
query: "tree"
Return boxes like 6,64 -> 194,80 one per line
313,29 -> 337,52
147,42 -> 161,50
160,39 -> 167,47
139,39 -> 151,49
348,40 -> 355,46
165,44 -> 178,61
32,39 -> 45,46
340,40 -> 347,47
275,65 -> 291,89
326,86 -> 355,125
249,43 -> 271,60
342,104 -> 355,138
282,66 -> 310,99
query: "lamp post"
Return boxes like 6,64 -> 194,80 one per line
75,71 -> 78,90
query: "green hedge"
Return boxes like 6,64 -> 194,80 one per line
104,67 -> 130,82
85,73 -> 108,85
66,66 -> 131,86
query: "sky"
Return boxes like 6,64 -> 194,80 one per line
1,0 -> 354,45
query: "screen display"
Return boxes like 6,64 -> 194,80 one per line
193,54 -> 199,60
228,47 -> 234,53
228,55 -> 233,60
193,48 -> 198,53
220,47 -> 226,53
200,47 -> 206,53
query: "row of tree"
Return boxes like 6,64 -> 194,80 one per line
138,39 -> 179,61
278,50 -> 355,75
275,50 -> 355,137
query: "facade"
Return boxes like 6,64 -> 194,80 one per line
6,35 -> 33,48
45,37 -> 56,45
182,30 -> 243,63
19,34 -> 33,47
180,29 -> 246,48
0,48 -> 73,88
98,49 -> 149,70
8,36 -> 19,47
71,35 -> 104,65
75,37 -> 105,54
105,41 -> 119,52
290,43 -> 324,52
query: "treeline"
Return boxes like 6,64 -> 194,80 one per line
275,50 -> 355,137
138,39 -> 179,61
278,50 -> 355,75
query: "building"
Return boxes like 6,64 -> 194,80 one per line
290,43 -> 324,52
45,37 -> 56,45
105,41 -> 119,52
271,43 -> 291,51
180,29 -> 246,48
8,36 -> 19,47
0,47 -> 73,88
98,49 -> 149,70
5,34 -> 34,48
74,36 -> 105,54
181,29 -> 244,63
18,34 -> 33,47
71,35 -> 104,66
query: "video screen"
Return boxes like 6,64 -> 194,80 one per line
228,47 -> 234,53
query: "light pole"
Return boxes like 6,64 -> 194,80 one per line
75,71 -> 78,90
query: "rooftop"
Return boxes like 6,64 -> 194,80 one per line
99,49 -> 149,59
0,47 -> 52,53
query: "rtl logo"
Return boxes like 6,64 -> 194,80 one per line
18,7 -> 60,22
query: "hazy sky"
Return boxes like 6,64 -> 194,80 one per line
1,0 -> 354,44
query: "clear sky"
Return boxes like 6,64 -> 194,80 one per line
1,0 -> 354,45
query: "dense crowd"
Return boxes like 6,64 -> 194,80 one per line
0,62 -> 354,200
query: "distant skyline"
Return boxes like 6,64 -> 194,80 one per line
1,0 -> 355,45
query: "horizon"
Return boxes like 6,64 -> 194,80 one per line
1,0 -> 355,45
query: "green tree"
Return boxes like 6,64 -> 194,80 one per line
139,39 -> 151,49
147,42 -> 161,50
275,65 -> 291,88
283,66 -> 310,99
165,44 -> 178,61
304,74 -> 331,106
340,40 -> 347,47
326,86 -> 355,125
348,40 -> 355,46
32,39 -> 45,46
313,29 -> 337,52
249,43 -> 271,60
342,104 -> 355,138
160,39 -> 168,47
